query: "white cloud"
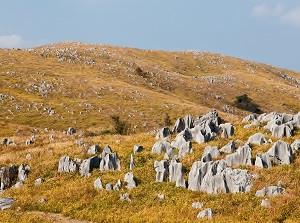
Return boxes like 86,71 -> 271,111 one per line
280,7 -> 300,27
0,34 -> 49,49
252,3 -> 284,17
0,34 -> 23,48
252,3 -> 300,28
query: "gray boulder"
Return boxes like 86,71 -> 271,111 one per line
255,186 -> 285,197
219,123 -> 234,138
58,156 -> 80,173
67,127 -> 76,135
133,144 -> 143,154
255,153 -> 272,168
99,152 -> 121,171
113,179 -> 122,191
203,145 -> 220,159
188,161 -> 212,191
152,140 -> 171,154
247,133 -> 267,145
197,208 -> 216,219
242,114 -> 257,122
172,117 -> 185,133
192,201 -> 204,209
79,156 -> 101,177
0,165 -> 18,190
155,127 -> 171,139
34,178 -> 44,185
271,123 -> 293,138
87,144 -> 101,155
267,140 -> 293,165
201,152 -> 212,162
120,193 -> 131,201
171,134 -> 193,158
124,172 -> 136,189
18,164 -> 29,182
169,159 -> 186,188
154,160 -> 169,182
219,140 -> 236,153
0,197 -> 15,210
130,154 -> 135,170
291,139 -> 300,151
261,198 -> 271,207
225,144 -> 252,166
105,183 -> 112,191
100,144 -> 112,159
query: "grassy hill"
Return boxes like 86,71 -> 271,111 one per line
1,42 -> 300,222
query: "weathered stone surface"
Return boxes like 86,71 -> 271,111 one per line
225,144 -> 252,166
192,201 -> 203,209
220,123 -> 234,138
79,156 -> 101,177
242,114 -> 257,122
154,160 -> 168,182
261,198 -> 271,207
255,186 -> 285,197
169,159 -> 185,188
155,127 -> 171,139
172,117 -> 185,133
99,152 -> 121,171
124,172 -> 136,189
291,139 -> 300,151
157,194 -> 165,200
247,133 -> 267,145
67,127 -> 76,135
201,152 -> 212,162
197,208 -> 216,219
58,156 -> 80,173
0,165 -> 18,190
220,140 -> 236,153
188,160 -> 252,194
133,144 -> 143,154
105,183 -> 112,191
34,178 -> 44,185
152,140 -> 171,154
267,140 -> 293,165
255,153 -> 272,168
87,144 -> 101,155
171,133 -> 193,158
0,197 -> 15,210
203,145 -> 220,159
18,164 -> 29,182
271,123 -> 293,138
100,144 -> 112,159
113,179 -> 122,191
130,154 -> 135,170
94,177 -> 103,190
120,193 -> 131,201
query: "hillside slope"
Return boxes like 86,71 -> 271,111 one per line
1,41 -> 299,135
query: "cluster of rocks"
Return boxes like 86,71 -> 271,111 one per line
58,145 -> 121,177
94,172 -> 136,191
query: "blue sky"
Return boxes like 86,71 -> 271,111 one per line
0,0 -> 300,72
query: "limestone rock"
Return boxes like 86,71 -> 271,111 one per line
94,177 -> 103,189
58,156 -> 80,173
267,140 -> 293,165
99,152 -> 121,171
197,208 -> 216,219
169,159 -> 186,188
120,193 -> 131,201
124,172 -> 136,189
255,153 -> 272,168
255,186 -> 285,197
219,123 -> 234,138
129,154 -> 135,170
34,178 -> 44,185
79,156 -> 101,177
155,127 -> 171,139
203,145 -> 220,159
247,133 -> 267,145
220,140 -> 236,153
225,144 -> 252,166
0,165 -> 18,190
0,197 -> 15,210
67,127 -> 76,135
87,144 -> 101,155
133,144 -> 143,154
192,202 -> 204,209
154,160 -> 168,182
152,140 -> 171,154
261,198 -> 271,207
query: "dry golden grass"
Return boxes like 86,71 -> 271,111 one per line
1,42 -> 300,222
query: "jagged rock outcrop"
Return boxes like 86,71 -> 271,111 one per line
79,156 -> 101,177
100,144 -> 112,159
0,165 -> 18,190
242,114 -> 257,122
152,139 -> 171,154
155,127 -> 171,139
67,127 -> 76,135
247,133 -> 267,145
197,208 -> 216,219
219,140 -> 236,153
291,139 -> 300,151
169,159 -> 185,188
0,197 -> 15,210
130,154 -> 135,170
87,144 -> 101,155
94,177 -> 103,189
188,160 -> 252,194
255,153 -> 272,168
219,123 -> 234,138
172,114 -> 194,133
124,172 -> 136,189
267,140 -> 293,165
58,156 -> 80,173
18,164 -> 29,182
154,160 -> 168,182
113,179 -> 122,191
171,134 -> 193,158
203,145 -> 220,159
270,123 -> 293,138
133,144 -> 143,154
255,186 -> 285,197
225,144 -> 252,166
100,152 -> 121,171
